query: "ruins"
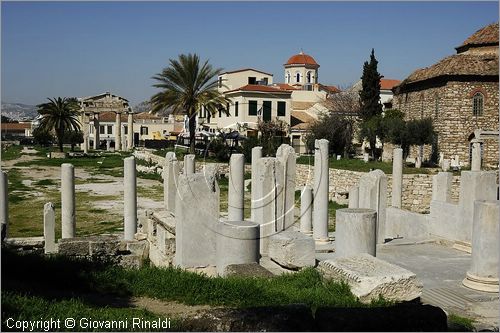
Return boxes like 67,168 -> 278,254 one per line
1,140 -> 499,329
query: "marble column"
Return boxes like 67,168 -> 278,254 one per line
228,154 -> 245,221
184,154 -> 195,175
115,112 -> 122,151
300,185 -> 313,235
336,208 -> 377,257
44,202 -> 56,253
348,185 -> 359,208
93,113 -> 100,150
432,172 -> 452,203
463,200 -> 499,292
250,146 -> 262,221
312,139 -> 329,243
127,112 -> 134,151
391,148 -> 403,208
163,152 -> 179,213
61,163 -> 75,238
82,113 -> 89,154
471,139 -> 482,171
124,156 -> 137,240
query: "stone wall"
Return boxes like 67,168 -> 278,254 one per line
135,149 -> 461,213
393,80 -> 499,168
294,164 -> 461,213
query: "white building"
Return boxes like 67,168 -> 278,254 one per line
348,78 -> 401,110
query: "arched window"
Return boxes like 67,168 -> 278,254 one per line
472,92 -> 484,116
286,72 -> 290,83
295,72 -> 300,83
306,71 -> 311,83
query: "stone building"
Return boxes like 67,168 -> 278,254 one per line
392,23 -> 499,168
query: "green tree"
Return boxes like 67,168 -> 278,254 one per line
32,126 -> 53,146
63,130 -> 84,152
359,49 -> 383,159
150,53 -> 228,154
36,97 -> 81,152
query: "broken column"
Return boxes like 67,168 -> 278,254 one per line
184,154 -> 195,175
300,185 -> 313,235
115,112 -> 122,151
391,148 -> 403,208
216,220 -> 260,276
276,144 -> 297,230
348,185 -> 359,209
124,156 -> 137,240
0,170 -> 8,238
463,200 -> 499,292
93,113 -> 100,150
268,230 -> 315,269
358,169 -> 388,244
457,171 -> 497,243
175,172 -> 220,267
228,153 -> 245,221
335,208 -> 377,257
250,146 -> 262,221
82,113 -> 89,154
61,163 -> 75,238
252,157 -> 284,255
470,139 -> 482,171
127,112 -> 134,151
163,152 -> 179,213
44,202 -> 56,253
432,172 -> 452,202
312,139 -> 329,244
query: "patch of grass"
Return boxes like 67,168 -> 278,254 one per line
136,171 -> 162,182
1,145 -> 23,161
137,184 -> 163,201
447,313 -> 475,331
328,200 -> 348,232
2,249 -> 388,310
296,155 -> 430,174
2,291 -> 177,332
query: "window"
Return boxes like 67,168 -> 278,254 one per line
123,126 -> 127,135
277,101 -> 286,117
307,71 -> 311,83
248,77 -> 256,84
472,92 -> 484,116
296,72 -> 300,83
249,100 -> 258,116
235,102 -> 239,117
141,127 -> 148,135
89,126 -> 93,134
218,77 -> 223,88
100,125 -> 105,134
262,101 -> 272,121
286,72 -> 290,83
107,125 -> 113,135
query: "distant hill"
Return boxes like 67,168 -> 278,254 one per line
1,102 -> 38,121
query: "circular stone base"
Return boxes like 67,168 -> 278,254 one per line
462,272 -> 499,293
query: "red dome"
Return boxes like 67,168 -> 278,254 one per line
285,52 -> 319,66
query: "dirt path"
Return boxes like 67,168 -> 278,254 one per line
130,296 -> 219,317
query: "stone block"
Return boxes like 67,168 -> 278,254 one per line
126,240 -> 150,259
89,239 -> 120,256
318,254 -> 422,303
268,231 -> 315,269
58,239 -> 90,256
223,263 -> 274,278
119,254 -> 144,269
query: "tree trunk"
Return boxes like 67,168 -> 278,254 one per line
188,113 -> 196,154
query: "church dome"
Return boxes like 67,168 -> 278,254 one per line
285,52 -> 319,67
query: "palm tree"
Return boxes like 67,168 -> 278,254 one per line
150,53 -> 228,153
37,97 -> 81,152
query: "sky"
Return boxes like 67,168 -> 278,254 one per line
1,1 -> 498,107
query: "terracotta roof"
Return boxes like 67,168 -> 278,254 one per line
273,83 -> 299,91
96,111 -> 128,122
1,123 -> 31,131
456,22 -> 499,53
134,112 -> 162,120
225,84 -> 292,94
319,84 -> 341,94
221,68 -> 273,76
396,53 -> 498,89
285,52 -> 319,67
292,101 -> 316,111
380,79 -> 401,90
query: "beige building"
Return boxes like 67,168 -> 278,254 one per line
393,22 -> 499,167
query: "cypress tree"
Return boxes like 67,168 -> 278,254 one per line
359,49 -> 383,158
